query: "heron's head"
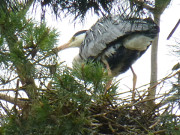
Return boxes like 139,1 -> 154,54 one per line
57,30 -> 87,51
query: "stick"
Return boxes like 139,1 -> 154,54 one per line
167,19 -> 180,40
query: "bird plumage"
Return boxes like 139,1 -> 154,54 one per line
79,15 -> 159,59
72,15 -> 159,76
57,14 -> 159,77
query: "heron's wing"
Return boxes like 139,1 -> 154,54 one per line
80,15 -> 158,59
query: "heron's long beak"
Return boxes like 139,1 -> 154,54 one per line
56,41 -> 71,52
57,42 -> 70,51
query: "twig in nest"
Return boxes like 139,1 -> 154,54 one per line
153,130 -> 166,134
149,70 -> 180,90
149,118 -> 161,129
108,121 -> 116,133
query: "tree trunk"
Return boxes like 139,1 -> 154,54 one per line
146,0 -> 171,109
147,13 -> 160,106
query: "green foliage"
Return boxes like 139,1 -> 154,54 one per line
0,1 -> 180,135
73,61 -> 110,93
2,63 -> 115,135
0,1 -> 58,95
37,0 -> 115,20
160,114 -> 180,135
28,24 -> 58,51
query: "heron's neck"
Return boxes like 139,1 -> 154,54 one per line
72,54 -> 84,65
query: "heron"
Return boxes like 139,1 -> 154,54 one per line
56,14 -> 159,95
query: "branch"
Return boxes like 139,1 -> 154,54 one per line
0,89 -> 16,92
0,93 -> 26,108
167,19 -> 180,40
149,70 -> 180,90
0,101 -> 11,115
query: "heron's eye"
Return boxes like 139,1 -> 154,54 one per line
71,37 -> 75,41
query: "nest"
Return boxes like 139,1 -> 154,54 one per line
88,98 -> 166,135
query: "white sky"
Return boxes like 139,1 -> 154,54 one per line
29,0 -> 180,92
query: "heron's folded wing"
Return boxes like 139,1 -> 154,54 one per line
80,15 -> 158,59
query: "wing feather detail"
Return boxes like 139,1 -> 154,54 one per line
80,15 -> 158,60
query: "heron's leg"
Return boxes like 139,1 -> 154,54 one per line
130,66 -> 137,102
103,60 -> 112,95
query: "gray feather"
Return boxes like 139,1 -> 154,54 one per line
80,15 -> 158,59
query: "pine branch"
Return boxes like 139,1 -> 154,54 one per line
38,0 -> 114,20
0,101 -> 11,116
0,89 -> 16,92
0,93 -> 26,108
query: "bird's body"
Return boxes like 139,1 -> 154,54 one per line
56,14 -> 159,93
70,15 -> 159,76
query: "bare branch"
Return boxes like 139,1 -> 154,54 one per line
167,19 -> 180,40
0,101 -> 11,115
0,93 -> 26,108
0,89 -> 16,92
13,79 -> 19,112
149,70 -> 180,90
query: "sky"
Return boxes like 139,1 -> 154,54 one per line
29,0 -> 180,92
